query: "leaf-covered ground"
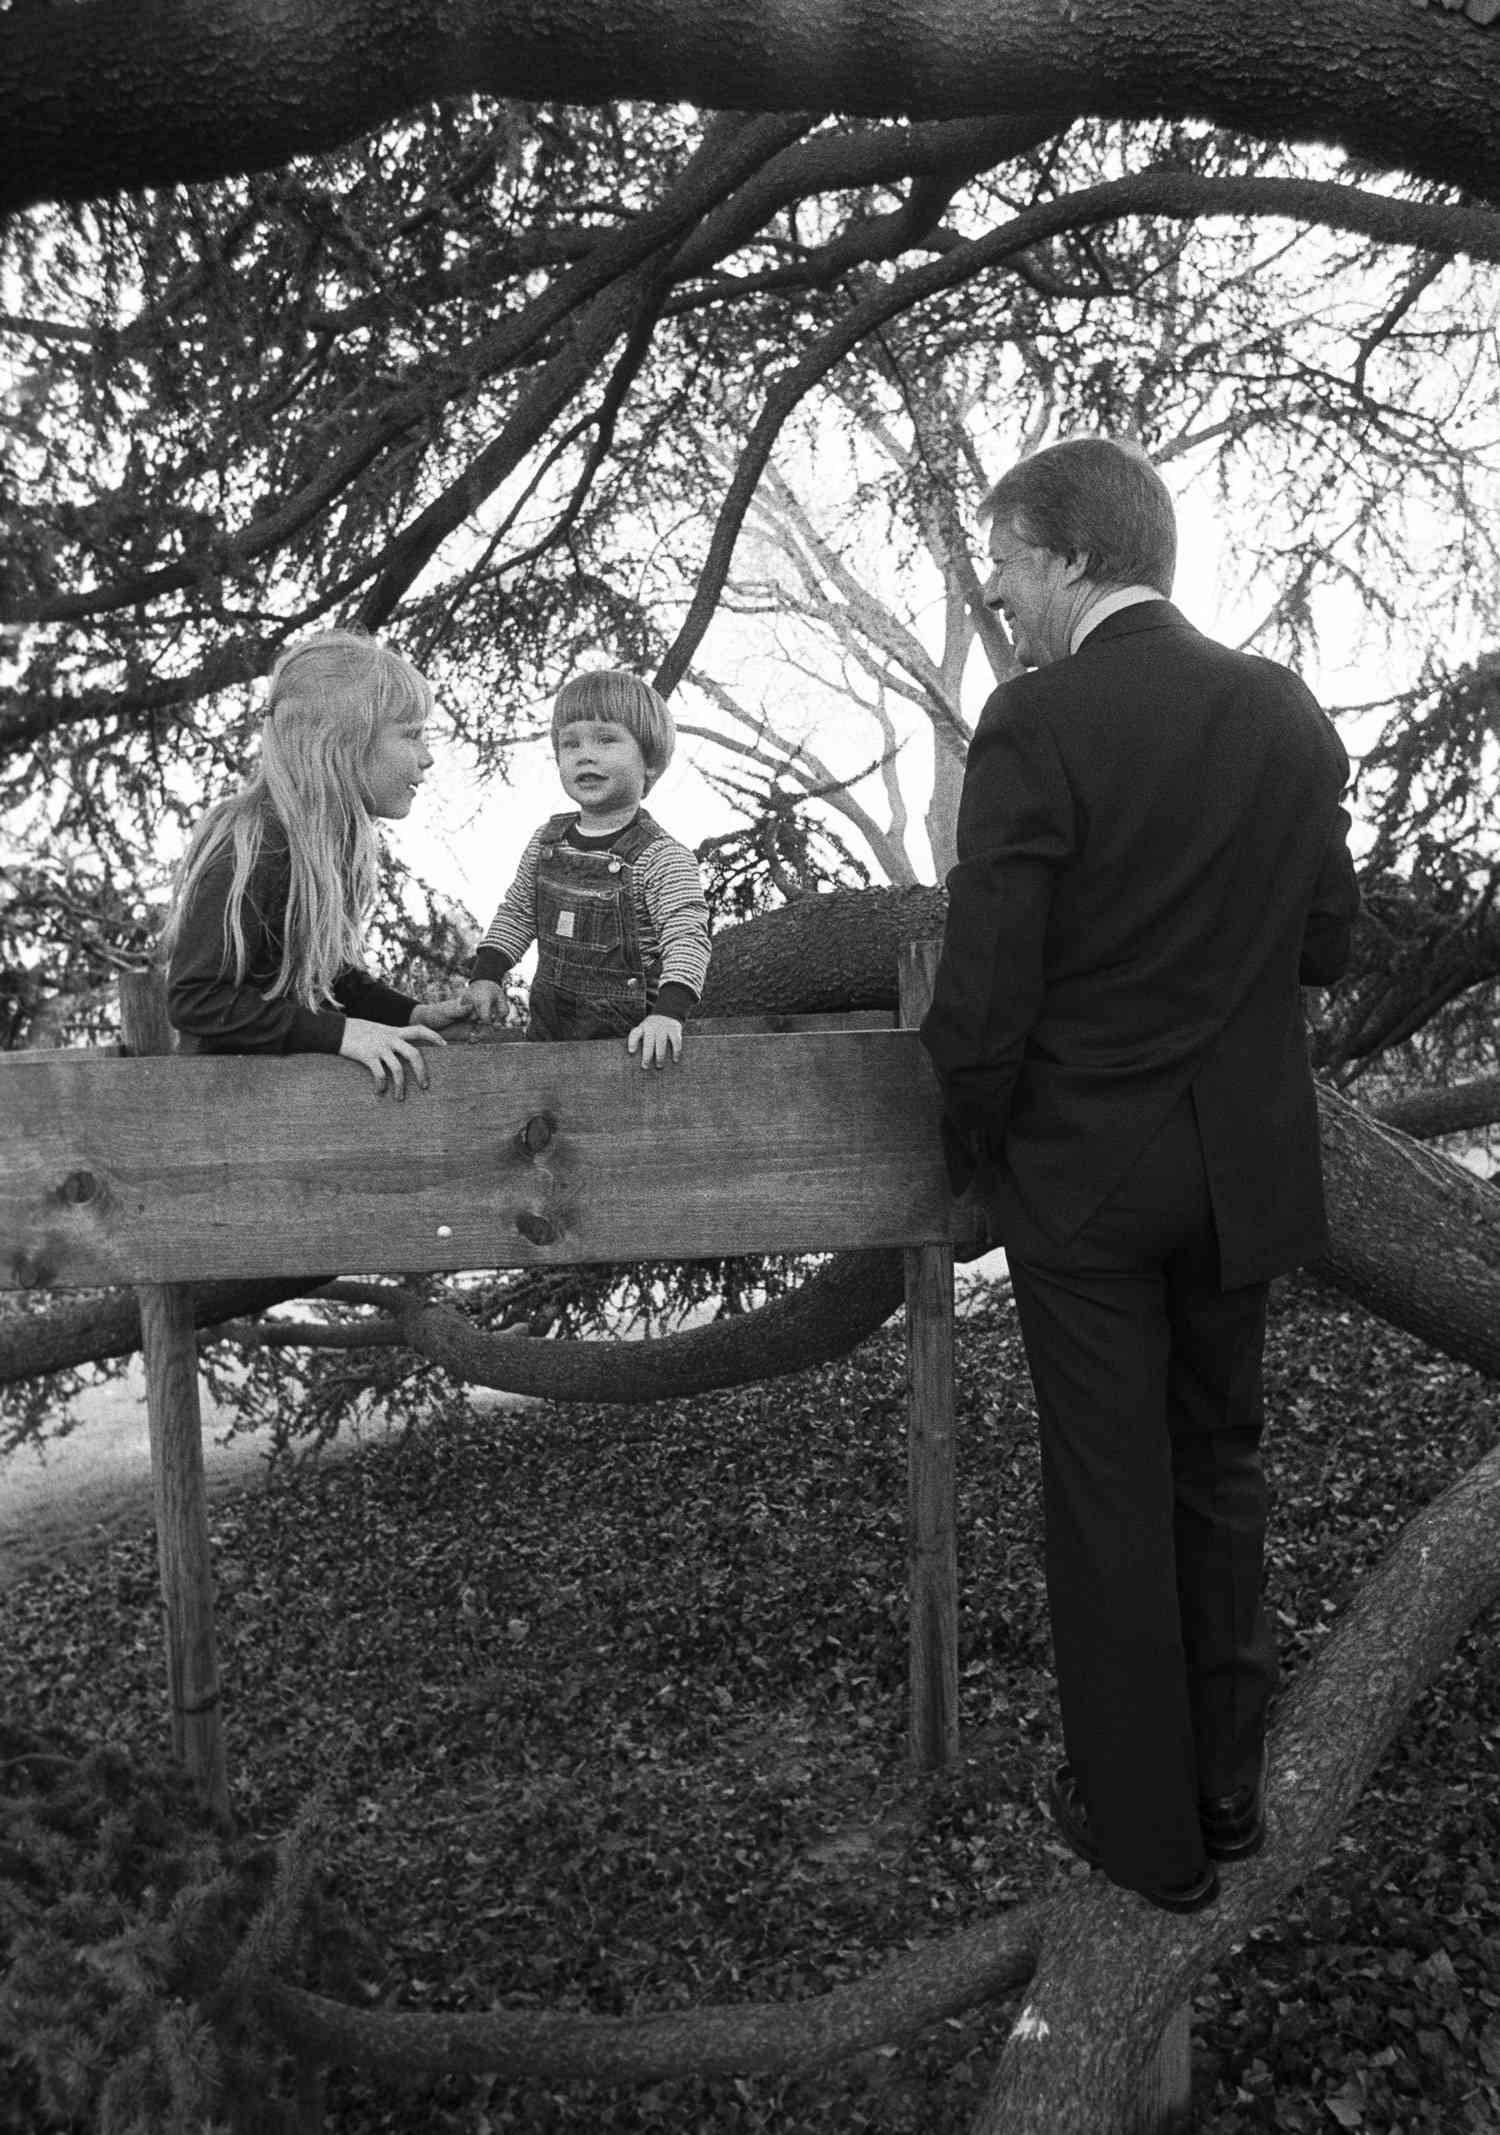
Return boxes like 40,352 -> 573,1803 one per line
3,1281 -> 1500,2132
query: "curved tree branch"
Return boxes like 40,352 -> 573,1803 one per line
380,1249 -> 907,1402
7,0 -> 1500,212
669,115 -> 1066,284
258,1898 -> 1043,2081
0,634 -> 288,758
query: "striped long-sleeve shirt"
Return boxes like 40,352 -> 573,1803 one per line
471,812 -> 711,1020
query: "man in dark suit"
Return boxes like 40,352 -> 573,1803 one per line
920,437 -> 1359,1912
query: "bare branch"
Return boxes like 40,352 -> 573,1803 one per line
655,169 -> 1500,697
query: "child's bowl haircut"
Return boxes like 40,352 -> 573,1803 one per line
551,670 -> 675,789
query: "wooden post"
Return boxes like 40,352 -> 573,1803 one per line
118,967 -> 230,1823
898,942 -> 959,1772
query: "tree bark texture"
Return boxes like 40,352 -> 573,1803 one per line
697,887 -> 947,1017
245,1433 -> 1500,2135
5,0 -> 1500,214
382,1249 -> 909,1403
0,1278 -> 322,1385
1371,1071 -> 1500,1143
1315,1084 -> 1500,1378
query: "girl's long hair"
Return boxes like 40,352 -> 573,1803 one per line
161,632 -> 432,1008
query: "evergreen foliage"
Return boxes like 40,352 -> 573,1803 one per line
0,1720 -> 349,2133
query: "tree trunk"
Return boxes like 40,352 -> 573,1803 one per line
6,0 -> 1500,212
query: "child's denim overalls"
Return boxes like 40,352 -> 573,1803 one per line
526,809 -> 666,1042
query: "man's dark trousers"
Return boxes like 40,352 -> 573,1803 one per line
1004,1086 -> 1276,1895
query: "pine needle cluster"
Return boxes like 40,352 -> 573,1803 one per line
0,1717 -> 348,2134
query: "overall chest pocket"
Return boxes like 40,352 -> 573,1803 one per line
546,878 -> 628,957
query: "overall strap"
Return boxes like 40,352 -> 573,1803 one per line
607,809 -> 667,865
536,810 -> 579,852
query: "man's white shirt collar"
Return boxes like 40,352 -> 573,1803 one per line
1070,585 -> 1164,655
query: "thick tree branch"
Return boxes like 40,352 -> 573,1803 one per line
258,1898 -> 1043,2081
6,0 -> 1500,212
378,1250 -> 907,1403
1313,1084 -> 1500,1375
0,1280 -> 322,1385
1371,1073 -> 1500,1143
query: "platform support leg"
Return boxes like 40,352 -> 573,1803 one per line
898,942 -> 959,1772
121,968 -> 229,1822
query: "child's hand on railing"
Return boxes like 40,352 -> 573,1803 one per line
462,980 -> 509,1028
339,1017 -> 444,1098
627,1014 -> 683,1069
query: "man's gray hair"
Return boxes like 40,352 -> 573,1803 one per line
983,436 -> 1176,595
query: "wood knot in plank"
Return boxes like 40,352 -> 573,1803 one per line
57,1169 -> 104,1207
515,1210 -> 559,1246
11,1247 -> 55,1290
515,1112 -> 557,1157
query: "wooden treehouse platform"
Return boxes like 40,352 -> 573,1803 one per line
0,952 -> 973,1813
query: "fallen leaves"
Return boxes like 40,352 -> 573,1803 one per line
2,1281 -> 1498,2130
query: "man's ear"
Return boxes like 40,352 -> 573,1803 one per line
1060,551 -> 1090,585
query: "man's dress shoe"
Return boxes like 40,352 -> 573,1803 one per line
1199,1775 -> 1266,1862
1046,1764 -> 1221,1915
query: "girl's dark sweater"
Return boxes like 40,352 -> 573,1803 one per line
166,825 -> 413,1054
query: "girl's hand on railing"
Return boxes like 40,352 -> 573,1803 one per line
339,1017 -> 445,1098
409,995 -> 475,1032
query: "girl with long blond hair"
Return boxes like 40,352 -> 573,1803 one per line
163,631 -> 470,1097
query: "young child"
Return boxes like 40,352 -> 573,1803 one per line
465,670 -> 711,1065
162,629 -> 472,1099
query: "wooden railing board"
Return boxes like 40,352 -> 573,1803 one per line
2,1030 -> 965,1290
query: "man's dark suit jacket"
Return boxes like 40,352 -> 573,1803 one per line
920,600 -> 1360,1290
